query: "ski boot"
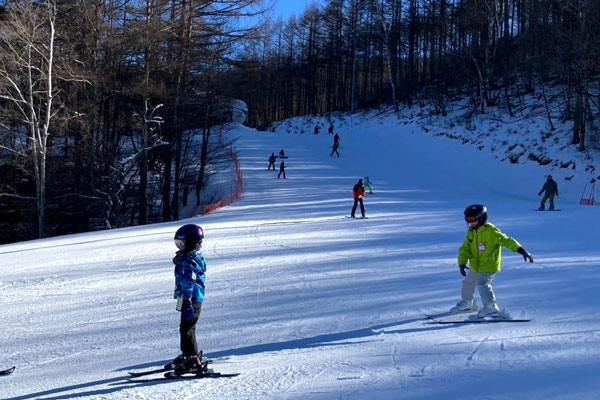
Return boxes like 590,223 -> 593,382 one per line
450,299 -> 478,314
174,354 -> 209,376
164,354 -> 187,371
476,303 -> 501,319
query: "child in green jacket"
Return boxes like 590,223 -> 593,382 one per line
451,205 -> 534,318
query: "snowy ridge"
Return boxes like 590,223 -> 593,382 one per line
1,111 -> 599,399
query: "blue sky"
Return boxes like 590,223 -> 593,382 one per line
274,0 -> 321,19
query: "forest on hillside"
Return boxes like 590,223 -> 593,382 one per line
1,0 -> 599,243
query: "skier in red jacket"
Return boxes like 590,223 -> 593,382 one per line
351,179 -> 366,218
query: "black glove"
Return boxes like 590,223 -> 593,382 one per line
459,265 -> 468,276
517,247 -> 534,263
182,300 -> 195,321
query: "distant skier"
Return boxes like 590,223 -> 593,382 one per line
364,176 -> 373,194
314,125 -> 320,135
451,205 -> 533,318
328,124 -> 334,135
538,175 -> 558,210
278,160 -> 286,179
279,149 -> 287,159
330,135 -> 340,157
268,152 -> 277,170
350,179 -> 366,218
330,142 -> 340,157
169,224 -> 207,375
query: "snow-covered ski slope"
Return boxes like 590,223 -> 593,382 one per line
1,111 -> 600,400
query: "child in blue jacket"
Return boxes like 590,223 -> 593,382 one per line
169,224 -> 207,375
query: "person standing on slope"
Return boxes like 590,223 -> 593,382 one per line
363,176 -> 373,194
451,205 -> 533,318
330,134 -> 340,157
351,179 -> 367,218
268,152 -> 277,170
278,160 -> 286,179
538,175 -> 559,210
169,224 -> 207,375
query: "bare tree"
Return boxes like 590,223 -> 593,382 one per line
553,0 -> 600,151
0,0 -> 59,238
372,0 -> 399,111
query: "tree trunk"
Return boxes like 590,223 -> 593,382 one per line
138,121 -> 148,225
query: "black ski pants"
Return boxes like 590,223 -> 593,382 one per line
180,302 -> 203,356
351,198 -> 365,217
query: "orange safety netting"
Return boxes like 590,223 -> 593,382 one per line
201,126 -> 243,215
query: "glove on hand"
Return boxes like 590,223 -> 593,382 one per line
517,247 -> 534,263
459,265 -> 468,277
182,301 -> 195,321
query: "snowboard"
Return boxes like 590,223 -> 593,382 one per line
0,367 -> 15,376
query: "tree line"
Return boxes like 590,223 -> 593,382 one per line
234,0 -> 600,148
0,0 -> 263,243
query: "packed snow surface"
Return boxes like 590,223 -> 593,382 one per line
1,110 -> 599,399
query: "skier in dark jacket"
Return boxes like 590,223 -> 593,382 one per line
278,160 -> 286,179
268,153 -> 277,170
538,175 -> 559,210
168,224 -> 207,375
330,134 -> 340,157
328,124 -> 334,135
351,179 -> 366,218
330,141 -> 340,157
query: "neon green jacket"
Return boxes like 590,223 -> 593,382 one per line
458,223 -> 522,273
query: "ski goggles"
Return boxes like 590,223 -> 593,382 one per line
465,217 -> 478,223
174,238 -> 186,250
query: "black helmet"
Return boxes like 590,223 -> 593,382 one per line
174,224 -> 204,251
464,204 -> 488,225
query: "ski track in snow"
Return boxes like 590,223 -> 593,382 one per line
2,111 -> 600,399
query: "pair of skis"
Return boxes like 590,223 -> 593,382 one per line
425,310 -> 532,324
126,359 -> 239,383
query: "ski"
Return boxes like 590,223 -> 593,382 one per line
128,367 -> 169,377
533,209 -> 561,211
0,367 -> 15,376
428,318 -> 532,324
125,370 -> 240,383
424,309 -> 478,320
128,358 -> 213,377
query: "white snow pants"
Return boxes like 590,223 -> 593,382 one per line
461,270 -> 497,307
